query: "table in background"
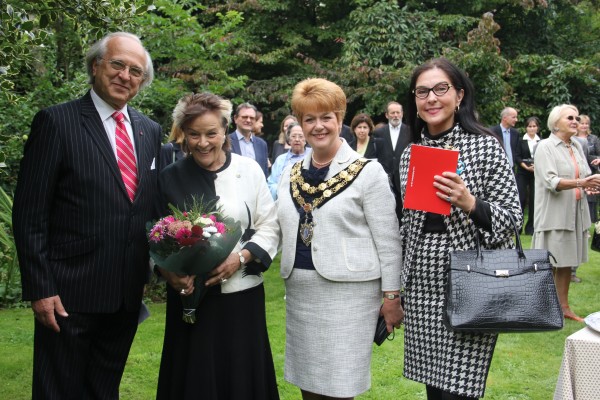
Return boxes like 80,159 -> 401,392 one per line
554,326 -> 600,400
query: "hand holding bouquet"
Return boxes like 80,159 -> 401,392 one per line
147,197 -> 241,323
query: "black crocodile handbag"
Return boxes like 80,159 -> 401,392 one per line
443,215 -> 563,333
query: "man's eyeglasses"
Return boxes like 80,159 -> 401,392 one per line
566,115 -> 581,122
101,58 -> 146,79
413,82 -> 454,99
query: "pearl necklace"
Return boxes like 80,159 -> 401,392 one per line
311,153 -> 335,167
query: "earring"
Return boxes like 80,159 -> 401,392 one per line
455,104 -> 460,113
416,112 -> 421,119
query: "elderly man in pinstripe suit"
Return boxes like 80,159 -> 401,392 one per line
12,32 -> 162,399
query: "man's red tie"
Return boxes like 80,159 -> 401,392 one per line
112,111 -> 138,202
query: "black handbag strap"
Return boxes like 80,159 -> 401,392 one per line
473,212 -> 524,259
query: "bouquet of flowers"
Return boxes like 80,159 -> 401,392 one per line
147,197 -> 241,323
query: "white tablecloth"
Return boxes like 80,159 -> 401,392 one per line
554,327 -> 600,400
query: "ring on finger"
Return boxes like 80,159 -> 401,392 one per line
180,289 -> 186,295
220,277 -> 228,284
449,189 -> 453,195
446,196 -> 451,202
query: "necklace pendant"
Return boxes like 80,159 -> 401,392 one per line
300,219 -> 314,246
303,203 -> 312,213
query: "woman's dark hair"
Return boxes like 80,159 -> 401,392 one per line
350,113 -> 374,137
405,58 -> 493,143
525,116 -> 540,129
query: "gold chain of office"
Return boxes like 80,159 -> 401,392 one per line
290,158 -> 369,213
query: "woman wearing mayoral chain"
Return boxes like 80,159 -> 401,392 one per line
277,78 -> 403,400
155,93 -> 280,400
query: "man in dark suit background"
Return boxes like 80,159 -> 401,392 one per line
229,103 -> 269,177
490,107 -> 519,172
372,101 -> 411,225
12,32 -> 162,399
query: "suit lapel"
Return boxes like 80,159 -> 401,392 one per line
384,126 -> 394,150
230,133 -> 241,154
80,93 -> 129,200
129,108 -> 146,203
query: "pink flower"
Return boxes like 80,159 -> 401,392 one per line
162,216 -> 175,224
149,225 -> 164,242
215,222 -> 226,234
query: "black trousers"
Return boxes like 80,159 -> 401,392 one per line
32,306 -> 139,400
516,171 -> 535,234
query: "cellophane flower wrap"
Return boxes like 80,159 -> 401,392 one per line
147,197 -> 241,323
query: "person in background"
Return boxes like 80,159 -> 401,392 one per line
514,116 -> 541,235
575,115 -> 600,222
372,101 -> 412,225
159,123 -> 186,170
533,104 -> 600,322
350,113 -> 378,158
156,92 -> 280,399
572,114 -> 599,282
229,103 -> 269,177
12,32 -> 162,399
277,78 -> 403,400
490,107 -> 519,171
401,58 -> 522,400
339,123 -> 356,148
253,110 -> 265,137
272,115 -> 298,161
267,122 -> 306,199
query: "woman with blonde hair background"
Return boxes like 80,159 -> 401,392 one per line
533,104 -> 600,322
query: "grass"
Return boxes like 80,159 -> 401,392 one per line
1,234 -> 598,399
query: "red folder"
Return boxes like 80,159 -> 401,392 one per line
404,145 -> 459,215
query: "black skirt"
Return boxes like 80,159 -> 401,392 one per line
157,283 -> 280,400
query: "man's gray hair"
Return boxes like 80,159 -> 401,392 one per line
85,32 -> 154,90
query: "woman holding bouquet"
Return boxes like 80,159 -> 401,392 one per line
156,93 -> 280,399
277,78 -> 404,400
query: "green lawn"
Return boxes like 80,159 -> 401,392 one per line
1,234 -> 598,399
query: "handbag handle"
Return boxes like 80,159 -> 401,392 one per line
474,212 -> 524,260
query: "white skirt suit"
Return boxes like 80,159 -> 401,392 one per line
276,141 -> 402,397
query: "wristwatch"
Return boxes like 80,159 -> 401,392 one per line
383,293 -> 400,300
237,251 -> 246,268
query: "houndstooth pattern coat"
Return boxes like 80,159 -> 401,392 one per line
399,124 -> 522,398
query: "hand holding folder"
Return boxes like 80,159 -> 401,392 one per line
404,145 -> 459,215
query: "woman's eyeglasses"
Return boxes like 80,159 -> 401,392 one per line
413,82 -> 454,99
566,116 -> 581,122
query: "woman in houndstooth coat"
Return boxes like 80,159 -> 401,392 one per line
399,58 -> 522,399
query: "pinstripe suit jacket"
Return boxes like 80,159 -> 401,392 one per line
13,92 -> 162,313
277,140 -> 402,291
